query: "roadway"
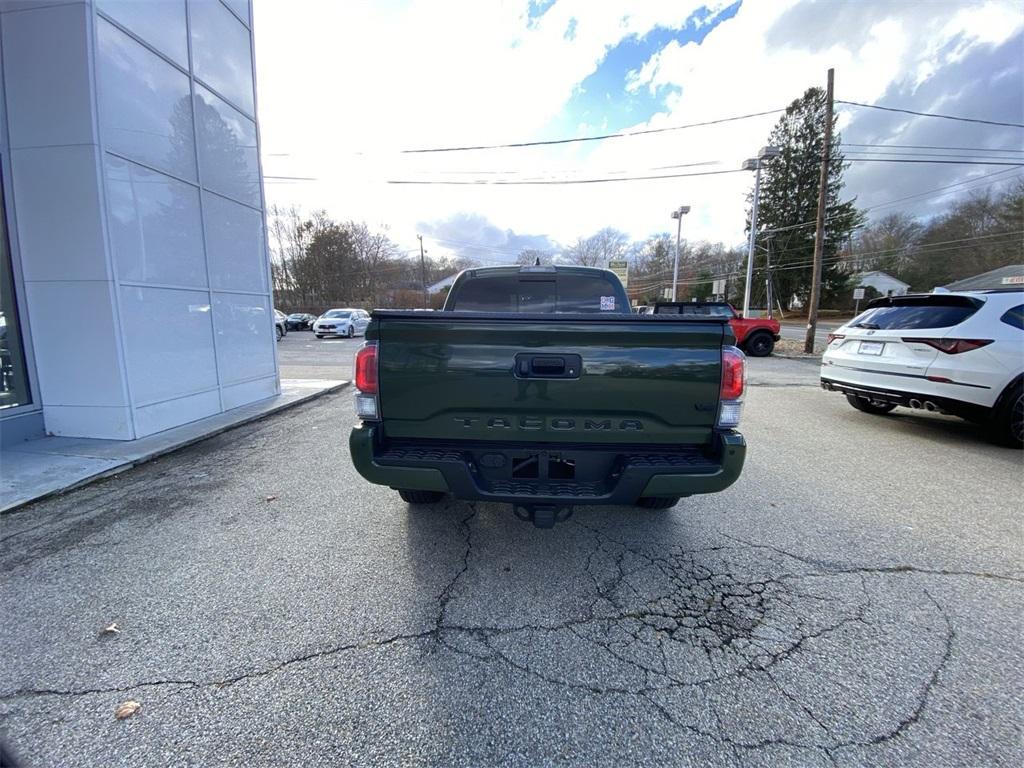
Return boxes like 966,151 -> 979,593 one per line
1,337 -> 1020,767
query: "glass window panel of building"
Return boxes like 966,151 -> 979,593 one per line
97,19 -> 197,183
194,85 -> 260,208
189,0 -> 255,116
96,0 -> 189,68
203,191 -> 266,293
212,292 -> 275,384
221,0 -> 250,26
105,155 -> 207,288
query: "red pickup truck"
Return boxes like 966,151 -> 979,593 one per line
653,302 -> 781,356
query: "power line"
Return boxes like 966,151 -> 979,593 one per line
759,167 -> 1022,235
845,158 -> 1024,166
422,236 -> 528,256
728,229 -> 1024,280
836,100 -> 1024,129
842,142 -> 1024,154
842,150 -> 1024,161
399,108 -> 785,154
638,228 -> 1024,290
387,168 -> 745,185
426,160 -> 720,177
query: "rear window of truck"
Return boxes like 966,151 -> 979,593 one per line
850,295 -> 981,330
447,273 -> 627,313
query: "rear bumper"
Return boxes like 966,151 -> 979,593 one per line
820,377 -> 989,420
820,358 -> 995,408
349,424 -> 745,504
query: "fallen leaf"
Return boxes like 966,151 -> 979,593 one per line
101,622 -> 121,635
265,495 -> 278,502
115,701 -> 141,720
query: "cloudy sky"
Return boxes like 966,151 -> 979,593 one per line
253,0 -> 1023,264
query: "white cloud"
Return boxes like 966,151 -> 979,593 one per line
254,0 -> 1024,256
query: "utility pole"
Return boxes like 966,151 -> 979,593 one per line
764,232 -> 774,319
804,67 -> 834,354
417,234 -> 428,309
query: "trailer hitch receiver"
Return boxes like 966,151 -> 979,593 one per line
513,504 -> 573,529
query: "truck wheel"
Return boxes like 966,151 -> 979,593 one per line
745,332 -> 774,357
398,489 -> 445,504
635,497 -> 679,510
846,393 -> 896,415
989,382 -> 1023,448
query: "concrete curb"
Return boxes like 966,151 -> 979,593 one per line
1,381 -> 349,514
772,354 -> 823,362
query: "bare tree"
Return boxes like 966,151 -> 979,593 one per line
564,227 -> 629,267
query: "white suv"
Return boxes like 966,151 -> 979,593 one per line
820,290 -> 1023,446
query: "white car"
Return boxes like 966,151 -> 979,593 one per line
820,290 -> 1023,447
313,308 -> 370,339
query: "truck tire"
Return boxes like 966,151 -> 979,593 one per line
398,489 -> 445,504
745,332 -> 774,357
989,381 -> 1023,448
846,393 -> 896,415
635,496 -> 680,510
275,325 -> 283,341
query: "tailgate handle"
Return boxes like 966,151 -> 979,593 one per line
514,353 -> 581,379
532,356 -> 566,375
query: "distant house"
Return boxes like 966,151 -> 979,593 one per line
427,274 -> 458,295
940,264 -> 1024,292
854,271 -> 909,297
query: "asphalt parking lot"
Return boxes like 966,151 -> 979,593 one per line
1,336 -> 1021,767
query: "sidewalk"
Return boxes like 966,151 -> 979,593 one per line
0,378 -> 347,513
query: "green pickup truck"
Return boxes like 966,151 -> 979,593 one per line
349,265 -> 746,527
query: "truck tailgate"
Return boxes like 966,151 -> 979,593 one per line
373,312 -> 726,445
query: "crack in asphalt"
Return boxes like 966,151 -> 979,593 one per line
0,510 -> 971,761
723,534 -> 1024,583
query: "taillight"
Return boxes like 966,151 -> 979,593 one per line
902,338 -> 993,354
718,346 -> 745,428
355,343 -> 378,393
826,333 -> 845,344
354,343 -> 379,420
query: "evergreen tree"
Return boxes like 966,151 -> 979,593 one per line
747,87 -> 863,309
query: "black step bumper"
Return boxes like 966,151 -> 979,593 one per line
350,425 -> 745,504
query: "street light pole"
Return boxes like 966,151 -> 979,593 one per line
741,146 -> 780,318
743,163 -> 762,318
670,206 -> 690,302
417,234 -> 428,309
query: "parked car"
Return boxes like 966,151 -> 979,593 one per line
285,312 -> 316,331
314,308 -> 371,338
634,305 -> 652,315
820,290 -> 1023,447
349,265 -> 747,527
654,302 -> 781,356
273,309 -> 288,341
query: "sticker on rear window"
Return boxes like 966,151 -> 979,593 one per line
600,296 -> 615,311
